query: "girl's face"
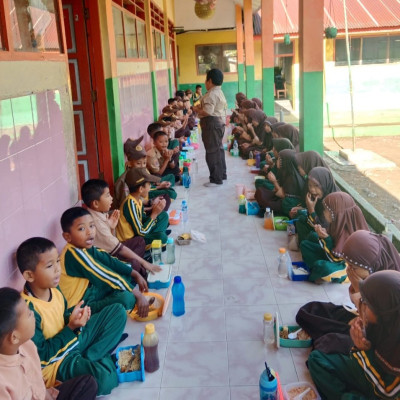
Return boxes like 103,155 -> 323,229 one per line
360,297 -> 378,326
347,263 -> 370,281
273,147 -> 279,159
252,120 -> 259,127
323,207 -> 333,224
277,157 -> 282,169
308,177 -> 324,199
272,131 -> 278,138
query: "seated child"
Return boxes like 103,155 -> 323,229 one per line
81,178 -> 161,278
309,270 -> 400,399
0,287 -> 97,400
147,131 -> 180,182
16,237 -> 127,396
193,84 -> 202,106
116,167 -> 169,249
114,136 -> 177,207
59,207 -> 150,317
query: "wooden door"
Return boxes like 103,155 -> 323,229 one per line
62,0 -> 100,184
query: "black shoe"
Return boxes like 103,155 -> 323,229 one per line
166,229 -> 172,235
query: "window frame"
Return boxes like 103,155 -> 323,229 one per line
0,0 -> 66,62
112,1 -> 148,61
195,43 -> 238,76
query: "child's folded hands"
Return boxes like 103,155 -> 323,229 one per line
68,300 -> 91,330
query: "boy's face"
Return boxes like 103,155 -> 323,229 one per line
94,187 -> 113,213
196,87 -> 202,95
13,299 -> 36,344
154,135 -> 169,152
63,214 -> 96,249
139,182 -> 151,198
24,247 -> 61,290
130,157 -> 147,168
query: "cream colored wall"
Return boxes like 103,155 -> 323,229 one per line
177,30 -> 238,84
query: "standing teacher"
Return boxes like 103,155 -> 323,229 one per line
194,68 -> 227,187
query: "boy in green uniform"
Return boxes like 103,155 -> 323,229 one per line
16,237 -> 126,395
116,168 -> 169,249
59,207 -> 150,316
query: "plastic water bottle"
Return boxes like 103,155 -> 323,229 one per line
259,363 -> 277,400
264,208 -> 274,230
172,276 -> 185,316
143,323 -> 160,372
278,248 -> 289,278
192,157 -> 199,174
151,240 -> 162,265
263,313 -> 275,345
233,140 -> 239,157
181,200 -> 188,232
182,166 -> 191,189
238,194 -> 246,214
255,152 -> 261,168
166,237 -> 175,264
249,150 -> 254,160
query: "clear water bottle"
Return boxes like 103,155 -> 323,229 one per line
278,248 -> 289,278
192,157 -> 199,174
182,166 -> 191,189
172,276 -> 185,316
249,150 -> 254,160
264,208 -> 274,230
166,237 -> 175,264
263,313 -> 275,345
181,200 -> 188,232
151,240 -> 162,265
143,323 -> 160,372
233,140 -> 239,157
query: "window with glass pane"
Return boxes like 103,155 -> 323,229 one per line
274,42 -> 293,55
196,44 -> 237,75
335,38 -> 361,66
389,36 -> 400,62
362,37 -> 387,64
124,14 -> 138,58
112,7 -> 125,58
9,0 -> 61,52
137,21 -> 147,58
160,34 -> 166,59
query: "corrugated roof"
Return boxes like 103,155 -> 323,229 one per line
257,0 -> 400,36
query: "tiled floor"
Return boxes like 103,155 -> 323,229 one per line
103,143 -> 350,400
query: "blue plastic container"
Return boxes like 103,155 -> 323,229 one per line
116,334 -> 145,383
289,262 -> 310,281
172,276 -> 185,316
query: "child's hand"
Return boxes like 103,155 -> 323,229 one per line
151,199 -> 166,218
289,206 -> 303,219
173,147 -> 180,154
133,290 -> 150,318
131,270 -> 148,292
108,210 -> 120,230
350,317 -> 371,350
68,301 -> 91,330
267,171 -> 277,184
144,261 -> 162,274
157,181 -> 170,189
305,192 -> 319,214
314,224 -> 329,239
265,153 -> 274,166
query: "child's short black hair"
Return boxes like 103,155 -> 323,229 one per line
61,207 -> 91,233
153,131 -> 167,141
81,179 -> 109,207
16,237 -> 56,274
167,98 -> 175,104
206,68 -> 224,86
147,123 -> 162,136
175,90 -> 185,98
196,84 -> 202,89
0,288 -> 21,344
128,182 -> 148,194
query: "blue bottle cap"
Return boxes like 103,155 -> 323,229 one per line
174,276 -> 182,283
181,200 -> 187,205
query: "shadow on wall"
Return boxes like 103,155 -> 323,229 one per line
0,90 -> 72,289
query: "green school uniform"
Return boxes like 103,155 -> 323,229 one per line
300,231 -> 347,283
309,349 -> 400,400
60,244 -> 137,313
23,287 -> 126,395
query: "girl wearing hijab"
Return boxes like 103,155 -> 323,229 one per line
256,149 -> 306,215
300,192 -> 369,283
309,270 -> 400,399
272,123 -> 300,152
297,230 -> 400,354
255,138 -> 294,191
294,167 -> 341,243
235,92 -> 247,109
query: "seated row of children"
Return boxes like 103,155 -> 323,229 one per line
230,92 -> 400,398
0,89 -> 203,398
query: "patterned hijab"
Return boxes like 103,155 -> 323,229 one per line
341,230 -> 400,274
278,149 -> 305,196
359,270 -> 400,374
323,192 -> 369,254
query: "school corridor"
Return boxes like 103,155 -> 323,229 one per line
102,142 -> 350,400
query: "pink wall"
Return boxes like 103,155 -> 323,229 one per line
118,72 -> 154,145
0,90 -> 72,289
156,68 -> 170,115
